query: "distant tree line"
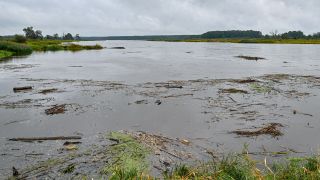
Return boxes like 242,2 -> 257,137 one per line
201,30 -> 320,39
12,27 -> 81,42
2,27 -> 320,42
201,30 -> 263,39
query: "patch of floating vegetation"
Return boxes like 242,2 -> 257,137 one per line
250,83 -> 273,93
220,88 -> 248,94
231,123 -> 284,137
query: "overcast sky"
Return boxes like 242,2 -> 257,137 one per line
1,0 -> 320,36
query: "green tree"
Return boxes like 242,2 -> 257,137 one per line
281,31 -> 305,39
35,30 -> 43,39
201,30 -> 263,39
13,34 -> 27,43
45,35 -> 54,40
75,34 -> 80,40
313,32 -> 320,39
23,27 -> 43,39
53,33 -> 59,39
63,33 -> 74,40
23,27 -> 36,39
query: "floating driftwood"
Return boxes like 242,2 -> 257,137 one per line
235,55 -> 266,61
38,88 -> 58,94
232,79 -> 258,84
13,86 -> 32,92
219,88 -> 248,94
109,47 -> 125,49
45,104 -> 67,115
8,136 -> 82,142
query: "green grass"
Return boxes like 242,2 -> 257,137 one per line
164,38 -> 320,44
6,131 -> 320,179
0,40 -> 103,60
0,50 -> 13,59
250,83 -> 273,93
0,41 -> 33,58
164,154 -> 320,180
26,40 -> 103,52
101,132 -> 151,179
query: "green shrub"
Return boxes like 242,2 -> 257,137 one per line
0,41 -> 32,56
13,35 -> 27,43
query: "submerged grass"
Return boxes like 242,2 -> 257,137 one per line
7,131 -> 320,179
101,131 -> 151,179
250,83 -> 273,93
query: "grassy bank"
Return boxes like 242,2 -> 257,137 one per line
102,132 -> 320,179
26,40 -> 103,51
10,131 -> 320,179
0,39 -> 103,60
0,41 -> 33,59
163,38 -> 320,44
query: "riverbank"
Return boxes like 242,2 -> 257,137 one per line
5,130 -> 320,179
0,40 -> 103,60
160,38 -> 320,44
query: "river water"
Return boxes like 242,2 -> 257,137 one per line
1,41 -> 320,173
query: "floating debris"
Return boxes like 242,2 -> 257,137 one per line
232,123 -> 284,137
235,55 -> 266,61
38,88 -> 58,94
109,47 -> 125,49
45,104 -> 67,115
134,100 -> 148,104
250,83 -> 273,93
155,100 -> 162,105
219,88 -> 248,94
63,141 -> 82,146
13,86 -> 32,93
232,79 -> 258,84
8,136 -> 82,142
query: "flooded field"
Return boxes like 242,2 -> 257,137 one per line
1,41 -> 320,178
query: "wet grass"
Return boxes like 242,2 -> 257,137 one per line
250,83 -> 273,93
101,131 -> 151,179
6,131 -> 320,179
165,155 -> 320,180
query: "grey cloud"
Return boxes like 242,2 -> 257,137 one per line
0,0 -> 319,36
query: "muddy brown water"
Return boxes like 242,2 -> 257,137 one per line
1,41 -> 320,177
